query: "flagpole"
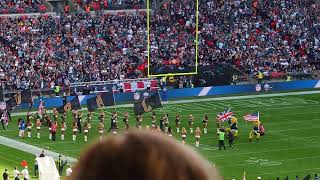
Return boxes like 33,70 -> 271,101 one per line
157,89 -> 167,116
112,87 -> 117,113
28,88 -> 33,112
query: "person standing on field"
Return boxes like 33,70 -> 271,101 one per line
217,128 -> 226,150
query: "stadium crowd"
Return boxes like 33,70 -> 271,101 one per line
0,0 -> 46,14
72,0 -> 145,11
0,0 -> 319,90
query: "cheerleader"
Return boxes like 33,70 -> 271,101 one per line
61,121 -> 66,140
188,114 -> 194,133
87,112 -> 92,130
98,121 -> 105,140
164,114 -> 169,133
136,115 -> 142,129
27,112 -> 33,124
72,121 -> 78,141
181,127 -> 187,145
202,114 -> 208,134
26,118 -> 33,138
36,118 -> 41,138
52,108 -> 58,121
195,127 -> 201,147
167,126 -> 173,137
77,111 -> 83,133
45,116 -> 51,127
83,121 -> 89,142
47,117 -> 52,140
175,114 -> 181,133
99,110 -> 105,123
160,115 -> 165,132
109,112 -> 118,135
72,110 -> 78,121
151,112 -> 156,128
61,112 -> 67,122
123,112 -> 129,130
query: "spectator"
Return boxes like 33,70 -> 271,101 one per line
21,166 -> 29,180
0,0 -> 45,14
0,0 -> 318,89
66,165 -> 72,177
2,169 -> 8,180
13,167 -> 20,179
39,150 -> 45,157
34,158 -> 38,177
69,130 -> 220,180
14,173 -> 20,180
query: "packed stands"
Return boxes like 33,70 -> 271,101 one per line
73,0 -> 145,11
0,0 -> 319,90
0,0 -> 46,14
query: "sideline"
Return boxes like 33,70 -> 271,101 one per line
0,136 -> 77,163
2,89 -> 319,163
11,90 -> 320,117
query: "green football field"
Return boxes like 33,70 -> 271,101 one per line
1,93 -> 320,179
0,144 -> 36,179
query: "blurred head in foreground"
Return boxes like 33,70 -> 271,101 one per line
69,130 -> 220,180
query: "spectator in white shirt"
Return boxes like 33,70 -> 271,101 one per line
66,166 -> 72,176
13,167 -> 20,178
21,167 -> 29,180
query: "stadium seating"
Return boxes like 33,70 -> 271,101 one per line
0,0 -> 319,90
0,0 -> 46,14
73,0 -> 145,11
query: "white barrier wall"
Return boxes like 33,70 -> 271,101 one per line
36,157 -> 60,180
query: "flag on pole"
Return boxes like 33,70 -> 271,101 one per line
20,89 -> 33,104
5,96 -> 17,110
243,171 -> 246,180
243,111 -> 260,121
86,92 -> 115,112
216,108 -> 234,122
57,96 -> 81,113
133,91 -> 162,115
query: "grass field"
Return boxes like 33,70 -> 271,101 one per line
1,93 -> 320,179
0,144 -> 37,179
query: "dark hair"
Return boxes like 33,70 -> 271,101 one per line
69,130 -> 220,180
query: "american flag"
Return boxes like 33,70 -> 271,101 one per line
38,99 -> 44,115
243,111 -> 260,121
216,108 -> 234,122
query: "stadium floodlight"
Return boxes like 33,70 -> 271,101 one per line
146,0 -> 199,77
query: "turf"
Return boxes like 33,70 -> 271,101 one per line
1,93 -> 320,179
0,144 -> 37,179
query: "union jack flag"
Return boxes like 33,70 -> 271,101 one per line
243,111 -> 260,121
216,108 -> 234,122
